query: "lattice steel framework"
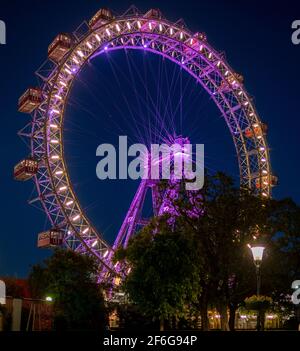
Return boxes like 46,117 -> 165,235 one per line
18,7 -> 274,278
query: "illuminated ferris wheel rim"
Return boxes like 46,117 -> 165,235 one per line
18,7 -> 275,273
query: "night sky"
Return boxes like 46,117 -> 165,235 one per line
1,0 -> 300,277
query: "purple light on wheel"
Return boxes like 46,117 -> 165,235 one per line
19,7 -> 273,285
49,108 -> 59,115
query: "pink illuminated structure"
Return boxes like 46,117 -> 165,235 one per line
16,6 -> 276,284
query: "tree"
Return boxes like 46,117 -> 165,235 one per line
261,198 -> 300,327
160,172 -> 300,330
111,302 -> 158,330
28,264 -> 49,299
245,295 -> 272,331
28,249 -> 107,331
171,172 -> 270,330
114,171 -> 300,331
114,217 -> 202,331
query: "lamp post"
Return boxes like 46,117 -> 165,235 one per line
249,246 -> 265,295
249,245 -> 265,331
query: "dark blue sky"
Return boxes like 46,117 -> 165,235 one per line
1,0 -> 300,277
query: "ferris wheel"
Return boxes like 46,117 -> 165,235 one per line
14,6 -> 277,280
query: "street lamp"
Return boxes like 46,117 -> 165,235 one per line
249,244 -> 265,331
249,245 -> 265,296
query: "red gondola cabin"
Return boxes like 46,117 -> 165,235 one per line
144,9 -> 162,19
244,123 -> 268,139
14,159 -> 38,181
255,175 -> 278,189
194,32 -> 207,41
18,88 -> 42,113
89,8 -> 114,29
37,230 -> 63,249
48,33 -> 73,63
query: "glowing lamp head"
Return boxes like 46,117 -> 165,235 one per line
45,296 -> 53,302
250,245 -> 265,265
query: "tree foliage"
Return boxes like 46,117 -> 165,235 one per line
115,217 -> 202,330
115,171 -> 300,330
244,295 -> 272,311
28,249 -> 107,331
